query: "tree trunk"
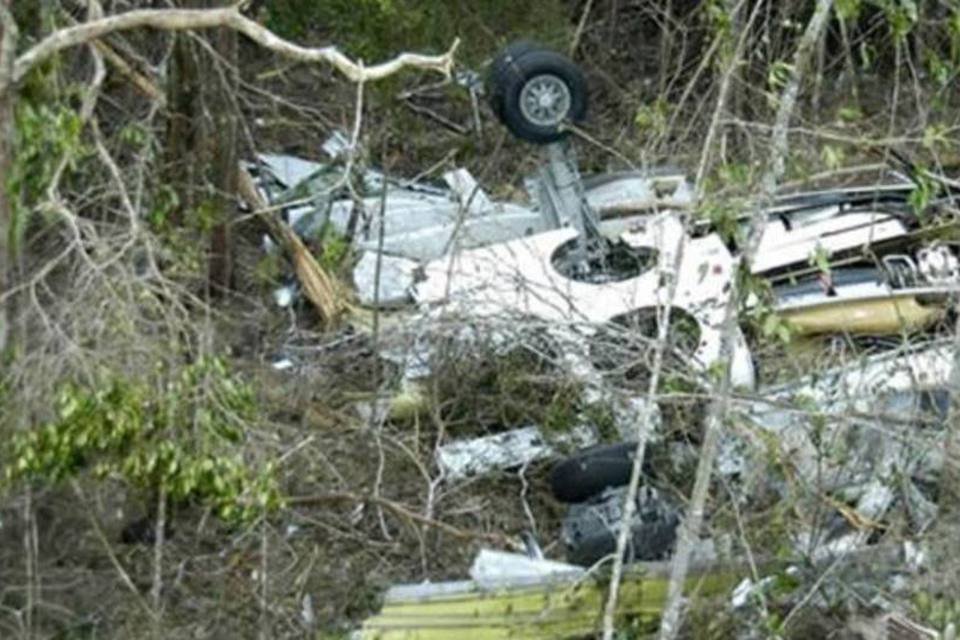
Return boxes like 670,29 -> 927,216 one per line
207,18 -> 238,293
0,0 -> 18,357
165,0 -> 237,294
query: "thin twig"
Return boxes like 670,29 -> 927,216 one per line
658,2 -> 836,638
287,492 -> 511,545
569,0 -> 595,58
71,481 -> 158,623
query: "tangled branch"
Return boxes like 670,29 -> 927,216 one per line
13,7 -> 460,87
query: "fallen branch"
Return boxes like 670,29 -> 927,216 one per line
94,39 -> 165,104
400,97 -> 469,135
14,7 -> 459,86
238,167 -> 344,329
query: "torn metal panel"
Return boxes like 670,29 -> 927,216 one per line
355,202 -> 547,262
414,215 -> 756,388
718,340 -> 952,556
535,142 -> 601,258
360,552 -> 739,640
752,211 -> 910,275
256,138 -> 699,271
468,550 -> 584,586
580,171 -> 694,215
443,168 -> 494,215
728,340 -> 952,483
257,153 -> 328,190
433,397 -> 659,482
769,243 -> 959,335
761,339 -> 952,409
436,424 -> 597,480
351,251 -> 419,308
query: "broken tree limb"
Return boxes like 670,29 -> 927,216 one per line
238,166 -> 344,329
657,2 -> 836,639
58,5 -> 166,104
93,39 -> 165,104
13,7 -> 459,86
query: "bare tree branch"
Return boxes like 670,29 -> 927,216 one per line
13,7 -> 459,86
657,1 -> 836,638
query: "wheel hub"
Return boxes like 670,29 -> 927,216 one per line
519,74 -> 572,127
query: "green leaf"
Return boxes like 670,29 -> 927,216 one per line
837,105 -> 862,123
767,61 -> 794,90
835,0 -> 862,22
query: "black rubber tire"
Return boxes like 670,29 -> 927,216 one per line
487,44 -> 587,144
550,442 -> 639,503
487,40 -> 541,120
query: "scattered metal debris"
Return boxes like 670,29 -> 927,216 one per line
262,42 -> 960,639
351,251 -> 420,308
562,485 -> 680,566
358,547 -> 738,639
436,424 -> 597,480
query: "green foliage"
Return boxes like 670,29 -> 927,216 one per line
951,8 -> 960,62
580,402 -> 619,441
858,40 -> 877,70
117,121 -> 153,152
704,0 -> 739,62
913,591 -> 960,633
539,388 -> 583,434
314,222 -> 351,272
921,124 -> 951,152
820,145 -> 846,172
836,105 -> 863,123
147,184 -> 181,231
5,358 -> 281,523
808,245 -> 831,275
908,171 -> 937,219
836,0 -> 863,22
699,198 -> 744,246
716,163 -> 753,190
767,60 -> 794,92
704,0 -> 734,37
261,0 -> 570,64
191,197 -> 236,235
633,98 -> 670,141
875,0 -> 918,42
925,50 -> 956,90
254,252 -> 285,286
739,268 -> 794,346
8,99 -> 87,257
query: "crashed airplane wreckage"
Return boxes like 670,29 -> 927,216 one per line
250,42 -> 960,635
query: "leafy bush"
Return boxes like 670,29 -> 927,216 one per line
5,358 -> 281,523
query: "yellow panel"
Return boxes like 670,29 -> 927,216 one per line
781,295 -> 944,336
359,567 -> 739,640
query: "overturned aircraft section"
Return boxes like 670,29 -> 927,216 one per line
250,41 -> 960,638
